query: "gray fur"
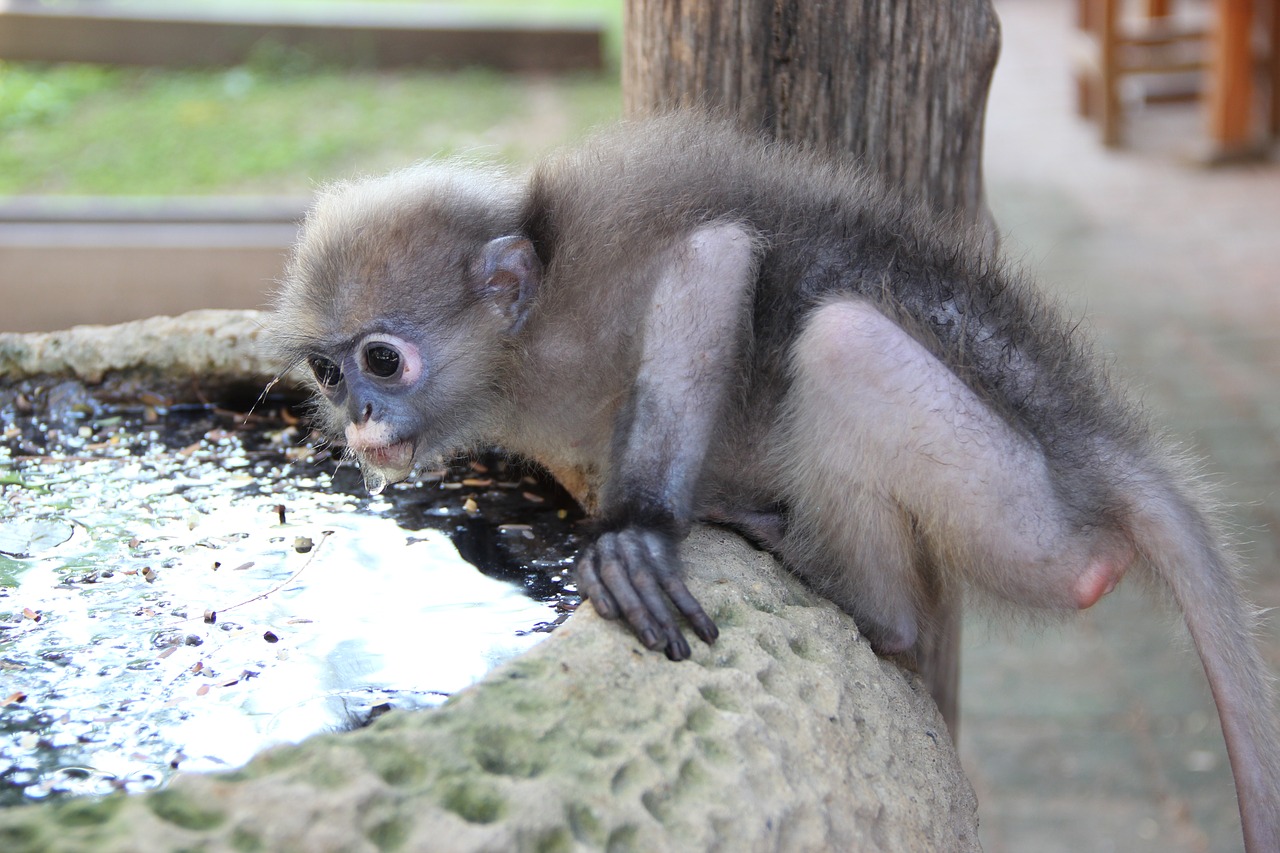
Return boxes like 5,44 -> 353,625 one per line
271,112 -> 1278,851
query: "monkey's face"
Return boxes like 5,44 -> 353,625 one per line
277,235 -> 542,495
303,329 -> 430,494
290,279 -> 526,495
271,163 -> 538,494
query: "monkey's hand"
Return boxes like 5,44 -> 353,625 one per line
575,526 -> 719,661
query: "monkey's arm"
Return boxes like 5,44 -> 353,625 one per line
575,223 -> 757,660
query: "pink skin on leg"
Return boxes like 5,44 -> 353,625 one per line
1073,540 -> 1136,609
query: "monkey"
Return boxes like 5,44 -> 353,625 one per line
268,112 -> 1279,852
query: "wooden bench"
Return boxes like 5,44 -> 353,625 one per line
1073,0 -> 1278,157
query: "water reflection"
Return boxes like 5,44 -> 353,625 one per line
0,401 -> 580,803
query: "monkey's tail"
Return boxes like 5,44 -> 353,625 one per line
1127,465 -> 1280,853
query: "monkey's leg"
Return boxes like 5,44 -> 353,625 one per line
780,297 -> 1280,851
575,222 -> 757,660
774,297 -> 1134,654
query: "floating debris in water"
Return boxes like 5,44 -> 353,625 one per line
0,388 -> 582,805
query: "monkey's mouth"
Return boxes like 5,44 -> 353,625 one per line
354,440 -> 417,495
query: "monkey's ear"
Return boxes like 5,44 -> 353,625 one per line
476,235 -> 541,334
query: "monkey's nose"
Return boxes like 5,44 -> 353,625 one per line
347,394 -> 377,425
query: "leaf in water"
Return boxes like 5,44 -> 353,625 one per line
0,519 -> 74,558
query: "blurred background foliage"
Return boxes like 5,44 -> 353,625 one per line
0,0 -> 623,194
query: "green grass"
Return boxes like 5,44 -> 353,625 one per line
0,63 -> 620,194
0,1 -> 623,195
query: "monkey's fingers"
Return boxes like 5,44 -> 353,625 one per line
588,529 -> 696,660
590,535 -> 669,654
636,532 -> 718,649
623,533 -> 692,661
575,548 -> 621,622
658,574 -> 719,646
576,528 -> 717,660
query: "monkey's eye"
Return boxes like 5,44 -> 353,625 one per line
308,355 -> 342,388
364,343 -> 402,379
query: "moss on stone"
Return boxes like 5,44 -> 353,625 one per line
365,814 -> 410,851
147,788 -> 226,831
230,826 -> 264,853
470,724 -> 548,779
438,778 -> 506,825
54,793 -> 124,827
0,822 -> 46,853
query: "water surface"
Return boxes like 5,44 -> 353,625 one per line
0,394 -> 581,803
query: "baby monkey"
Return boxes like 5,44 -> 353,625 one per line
271,112 -> 1278,850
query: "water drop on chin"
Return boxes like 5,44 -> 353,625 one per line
363,468 -> 388,496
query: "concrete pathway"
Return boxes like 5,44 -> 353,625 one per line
967,3 -> 1280,851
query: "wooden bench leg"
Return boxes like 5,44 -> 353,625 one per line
1097,0 -> 1124,146
1269,0 -> 1280,137
1205,0 -> 1257,155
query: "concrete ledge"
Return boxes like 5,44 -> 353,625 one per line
0,0 -> 605,71
0,309 -> 286,401
0,196 -> 310,224
0,198 -> 305,333
0,529 -> 978,853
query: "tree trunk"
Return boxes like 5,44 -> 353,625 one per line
623,0 -> 1000,226
622,0 -> 1004,736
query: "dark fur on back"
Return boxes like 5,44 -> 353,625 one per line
523,113 -> 1145,526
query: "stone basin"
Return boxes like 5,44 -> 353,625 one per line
0,310 -> 977,852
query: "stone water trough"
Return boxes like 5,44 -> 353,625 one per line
0,310 -> 977,852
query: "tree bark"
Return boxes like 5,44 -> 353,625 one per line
622,0 -> 1004,736
623,0 -> 999,226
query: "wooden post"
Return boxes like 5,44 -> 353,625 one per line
1099,0 -> 1124,147
622,0 -> 1004,737
1206,0 -> 1258,156
1271,0 -> 1280,137
622,0 -> 1000,227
